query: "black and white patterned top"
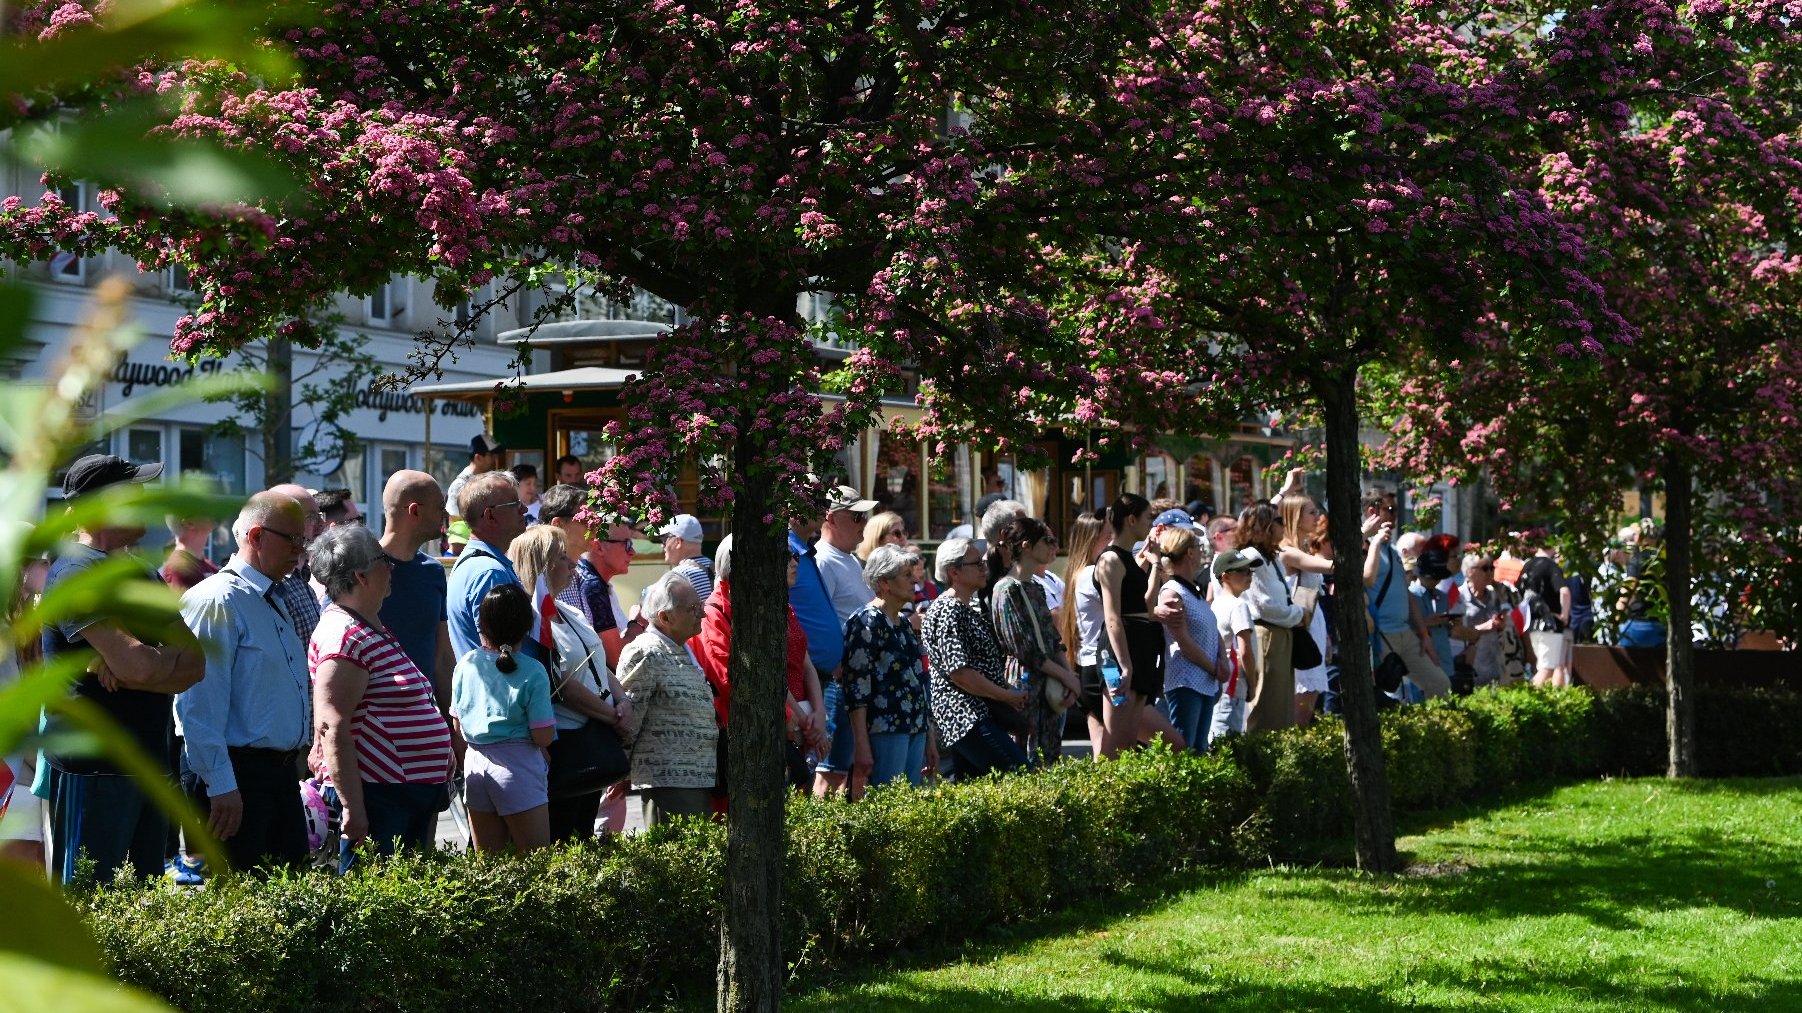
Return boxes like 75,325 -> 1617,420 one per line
920,593 -> 1008,748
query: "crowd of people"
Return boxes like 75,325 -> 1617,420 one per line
0,437 -> 1667,883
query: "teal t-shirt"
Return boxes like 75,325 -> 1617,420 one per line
450,648 -> 555,745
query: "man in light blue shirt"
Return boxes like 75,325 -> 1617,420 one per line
447,471 -> 536,662
1360,490 -> 1447,698
177,491 -> 314,870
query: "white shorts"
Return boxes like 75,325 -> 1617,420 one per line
1528,630 -> 1568,670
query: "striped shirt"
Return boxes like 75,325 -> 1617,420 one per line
310,604 -> 454,785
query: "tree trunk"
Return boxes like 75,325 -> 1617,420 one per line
264,335 -> 295,484
1663,449 -> 1696,778
1315,369 -> 1399,872
716,430 -> 788,1013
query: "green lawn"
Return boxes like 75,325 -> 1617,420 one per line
785,778 -> 1802,1012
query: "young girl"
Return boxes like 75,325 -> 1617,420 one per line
451,584 -> 556,852
1208,550 -> 1261,747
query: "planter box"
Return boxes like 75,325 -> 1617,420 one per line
1572,644 -> 1802,691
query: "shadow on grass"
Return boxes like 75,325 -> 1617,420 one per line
802,950 -> 1802,1012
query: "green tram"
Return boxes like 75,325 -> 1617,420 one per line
411,320 -> 1296,548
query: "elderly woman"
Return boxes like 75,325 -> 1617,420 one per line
508,525 -> 630,843
308,525 -> 454,860
617,572 -> 719,825
1454,553 -> 1516,686
843,544 -> 936,787
693,535 -> 828,794
921,537 -> 1030,779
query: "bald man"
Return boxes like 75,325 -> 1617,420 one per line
377,471 -> 455,707
265,483 -> 324,643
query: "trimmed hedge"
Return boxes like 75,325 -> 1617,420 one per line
80,684 -> 1802,1012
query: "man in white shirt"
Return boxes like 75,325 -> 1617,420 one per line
811,484 -> 878,797
814,485 -> 878,625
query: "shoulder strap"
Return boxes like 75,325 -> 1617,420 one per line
453,545 -> 499,570
1372,547 -> 1397,610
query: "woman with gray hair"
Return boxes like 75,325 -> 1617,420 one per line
920,537 -> 1030,778
842,543 -> 936,787
307,525 -> 454,863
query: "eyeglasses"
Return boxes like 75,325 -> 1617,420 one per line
342,515 -> 366,526
486,500 -> 525,515
601,537 -> 634,546
955,558 -> 985,569
256,526 -> 306,549
886,529 -> 907,541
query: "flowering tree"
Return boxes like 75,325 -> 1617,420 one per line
1008,1 -> 1657,872
1,2 -> 1187,1008
1378,3 -> 1802,776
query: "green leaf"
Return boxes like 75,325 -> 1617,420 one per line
0,655 -> 91,758
48,695 -> 226,876
0,0 -> 302,97
0,952 -> 177,1013
15,106 -> 302,209
0,863 -> 105,976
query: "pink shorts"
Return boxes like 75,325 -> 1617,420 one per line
463,740 -> 548,816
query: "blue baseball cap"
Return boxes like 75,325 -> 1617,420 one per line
1152,508 -> 1195,529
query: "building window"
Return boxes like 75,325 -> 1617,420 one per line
367,280 -> 399,326
166,262 -> 193,295
49,182 -> 89,283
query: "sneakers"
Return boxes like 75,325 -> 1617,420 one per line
164,854 -> 206,887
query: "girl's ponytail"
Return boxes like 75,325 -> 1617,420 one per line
496,644 -> 518,673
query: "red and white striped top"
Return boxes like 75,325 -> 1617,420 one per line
310,605 -> 454,785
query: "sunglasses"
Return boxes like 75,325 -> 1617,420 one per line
256,526 -> 306,549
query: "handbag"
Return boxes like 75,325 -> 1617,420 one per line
1012,580 -> 1074,714
1265,560 -> 1324,671
1373,635 -> 1408,694
545,632 -> 631,799
985,696 -> 1032,736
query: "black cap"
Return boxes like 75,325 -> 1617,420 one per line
1417,547 -> 1453,582
62,454 -> 163,499
470,433 -> 505,456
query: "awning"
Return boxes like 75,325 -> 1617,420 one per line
496,319 -> 673,347
409,366 -> 644,404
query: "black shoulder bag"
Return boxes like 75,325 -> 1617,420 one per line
545,615 -> 632,799
1369,550 -> 1408,694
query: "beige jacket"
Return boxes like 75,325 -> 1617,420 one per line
616,628 -> 718,790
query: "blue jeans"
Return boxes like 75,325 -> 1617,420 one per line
327,781 -> 444,872
817,681 -> 856,774
1163,687 -> 1217,753
868,732 -> 927,787
1619,619 -> 1667,649
948,718 -> 1029,779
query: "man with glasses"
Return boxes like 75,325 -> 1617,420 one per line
266,483 -> 326,643
177,491 -> 315,871
811,484 -> 879,797
540,484 -> 635,669
1360,489 -> 1448,699
316,488 -> 363,529
38,454 -> 205,883
446,472 -> 535,662
376,471 -> 454,707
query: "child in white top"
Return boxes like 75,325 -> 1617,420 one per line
1208,551 -> 1261,747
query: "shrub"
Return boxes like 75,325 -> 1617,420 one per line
77,683 -> 1802,1011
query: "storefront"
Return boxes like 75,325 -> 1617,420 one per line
15,277 -> 519,541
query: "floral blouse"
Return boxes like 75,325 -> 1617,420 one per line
842,603 -> 930,735
920,594 -> 1008,748
988,575 -> 1064,688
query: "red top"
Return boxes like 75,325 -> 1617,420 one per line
691,580 -> 810,728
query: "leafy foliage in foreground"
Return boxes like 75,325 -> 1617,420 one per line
80,684 -> 1802,1012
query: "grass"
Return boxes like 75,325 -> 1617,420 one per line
782,777 -> 1802,1012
